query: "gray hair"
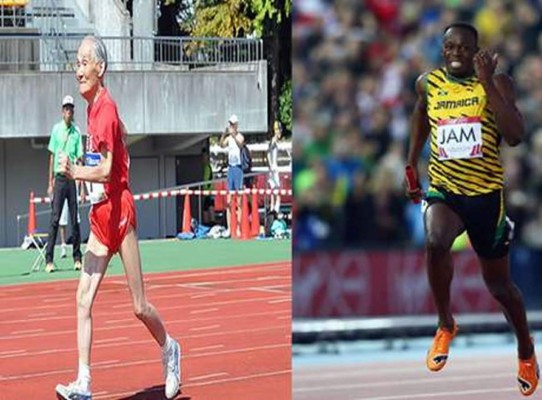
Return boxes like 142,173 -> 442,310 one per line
83,35 -> 108,75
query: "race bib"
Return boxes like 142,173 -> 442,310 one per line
436,117 -> 483,160
85,152 -> 107,204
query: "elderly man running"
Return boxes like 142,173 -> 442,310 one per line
55,36 -> 181,400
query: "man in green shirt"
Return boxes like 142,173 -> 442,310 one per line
45,95 -> 84,273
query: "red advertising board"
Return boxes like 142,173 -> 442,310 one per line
293,250 -> 500,318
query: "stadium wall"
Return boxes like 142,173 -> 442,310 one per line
0,61 -> 267,137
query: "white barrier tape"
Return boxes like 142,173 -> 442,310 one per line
31,188 -> 292,204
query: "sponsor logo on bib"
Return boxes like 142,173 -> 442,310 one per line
85,152 -> 107,204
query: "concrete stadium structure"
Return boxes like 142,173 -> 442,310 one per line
0,1 -> 269,247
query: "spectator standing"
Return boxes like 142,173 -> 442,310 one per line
220,114 -> 244,236
268,121 -> 283,213
45,95 -> 84,273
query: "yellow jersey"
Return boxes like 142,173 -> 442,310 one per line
425,67 -> 504,196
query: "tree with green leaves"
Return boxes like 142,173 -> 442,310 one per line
191,0 -> 253,37
159,0 -> 291,135
255,0 -> 291,136
279,79 -> 292,132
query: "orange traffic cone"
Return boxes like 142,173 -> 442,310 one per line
27,191 -> 37,235
250,189 -> 259,237
182,192 -> 192,233
241,191 -> 250,240
215,181 -> 225,212
230,192 -> 239,239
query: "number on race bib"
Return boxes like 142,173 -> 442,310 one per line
436,117 -> 483,160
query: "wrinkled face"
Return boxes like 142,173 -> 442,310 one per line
442,27 -> 478,78
62,105 -> 74,125
75,39 -> 104,100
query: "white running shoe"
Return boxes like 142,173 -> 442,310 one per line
60,244 -> 67,259
55,381 -> 92,400
162,339 -> 181,399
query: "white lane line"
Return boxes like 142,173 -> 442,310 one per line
174,283 -> 214,291
267,298 -> 291,304
250,286 -> 290,294
148,263 -> 288,282
5,287 -> 125,302
0,367 -> 74,381
190,308 -> 219,315
43,298 -> 71,303
105,318 -> 133,324
93,360 -> 120,366
11,329 -> 44,335
189,372 -> 229,381
191,345 -> 225,352
189,324 -> 220,332
174,275 -> 290,287
94,337 -> 129,344
0,349 -> 26,356
187,369 -> 290,387
190,343 -> 288,359
27,312 -> 57,318
190,293 -> 216,299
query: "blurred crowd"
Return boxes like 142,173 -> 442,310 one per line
293,0 -> 542,251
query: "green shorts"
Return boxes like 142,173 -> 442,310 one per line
424,187 -> 514,259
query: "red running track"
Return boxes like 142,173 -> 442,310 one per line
0,262 -> 291,400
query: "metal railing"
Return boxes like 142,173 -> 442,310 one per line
16,171 -> 292,244
0,34 -> 264,72
0,1 -> 30,27
0,0 -> 74,31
